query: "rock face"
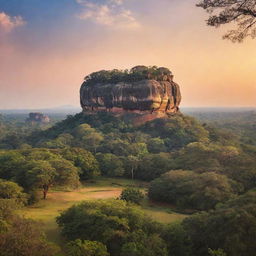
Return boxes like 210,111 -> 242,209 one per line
80,79 -> 181,115
26,113 -> 50,124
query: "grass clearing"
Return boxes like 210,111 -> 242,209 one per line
20,177 -> 187,246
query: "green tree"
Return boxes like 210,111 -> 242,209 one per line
0,151 -> 25,180
120,188 -> 144,204
163,222 -> 191,256
147,138 -> 167,153
0,199 -> 21,220
42,133 -> 74,149
100,138 -> 131,156
171,142 -> 241,173
50,159 -> 80,188
125,155 -> 139,180
74,124 -> 104,152
141,115 -> 209,150
183,191 -> 256,256
0,217 -> 57,256
25,148 -> 58,161
66,239 -> 109,256
0,179 -> 27,205
96,153 -> 125,177
136,153 -> 173,181
129,143 -> 148,157
82,132 -> 104,153
121,232 -> 168,256
149,170 -> 237,210
25,160 -> 57,199
57,199 -> 165,256
60,148 -> 100,179
1,133 -> 23,149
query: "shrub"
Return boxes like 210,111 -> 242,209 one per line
120,188 -> 144,204
66,239 -> 109,256
148,170 -> 237,210
57,199 -> 166,256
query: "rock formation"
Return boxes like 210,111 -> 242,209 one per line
80,66 -> 181,122
26,112 -> 50,124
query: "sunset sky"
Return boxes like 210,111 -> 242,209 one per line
0,0 -> 255,109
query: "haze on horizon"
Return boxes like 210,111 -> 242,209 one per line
0,0 -> 255,109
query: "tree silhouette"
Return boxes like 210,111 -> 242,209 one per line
197,0 -> 256,42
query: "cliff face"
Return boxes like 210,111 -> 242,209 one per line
80,79 -> 181,114
26,112 -> 50,124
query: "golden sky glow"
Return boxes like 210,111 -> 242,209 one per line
0,0 -> 255,109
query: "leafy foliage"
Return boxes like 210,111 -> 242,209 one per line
163,222 -> 191,256
0,217 -> 57,256
96,153 -> 125,177
149,170 -> 238,210
120,188 -> 144,204
0,110 -> 256,256
0,179 -> 27,205
60,147 -> 100,180
57,199 -> 167,256
0,148 -> 87,200
83,66 -> 173,86
182,191 -> 256,256
66,239 -> 109,256
197,0 -> 256,42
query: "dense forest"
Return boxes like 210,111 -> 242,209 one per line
0,110 -> 255,256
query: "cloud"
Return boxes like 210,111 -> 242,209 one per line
109,0 -> 124,5
76,0 -> 140,29
0,12 -> 26,33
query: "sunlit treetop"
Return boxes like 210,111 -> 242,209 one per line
83,66 -> 173,86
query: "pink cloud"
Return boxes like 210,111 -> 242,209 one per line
77,0 -> 140,29
0,12 -> 26,33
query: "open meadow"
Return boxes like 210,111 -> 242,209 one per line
19,178 -> 187,246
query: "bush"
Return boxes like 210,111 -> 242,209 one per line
57,199 -> 166,256
66,239 -> 109,256
148,170 -> 237,211
0,179 -> 28,206
120,188 -> 144,204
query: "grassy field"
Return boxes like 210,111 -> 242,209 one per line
19,178 -> 187,247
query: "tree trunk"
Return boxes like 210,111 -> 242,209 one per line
43,184 -> 49,199
131,167 -> 134,180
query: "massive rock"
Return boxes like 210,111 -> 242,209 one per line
80,77 -> 181,115
26,112 -> 50,124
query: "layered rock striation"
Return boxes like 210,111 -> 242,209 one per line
80,66 -> 181,116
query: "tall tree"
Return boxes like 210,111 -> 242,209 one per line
126,155 -> 139,180
25,160 -> 57,199
197,0 -> 256,42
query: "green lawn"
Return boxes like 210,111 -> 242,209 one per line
20,178 -> 187,247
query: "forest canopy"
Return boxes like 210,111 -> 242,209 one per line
0,110 -> 256,256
